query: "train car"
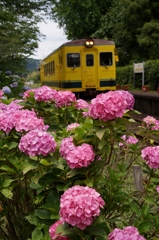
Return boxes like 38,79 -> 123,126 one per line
40,38 -> 119,98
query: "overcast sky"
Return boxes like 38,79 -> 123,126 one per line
30,19 -> 68,60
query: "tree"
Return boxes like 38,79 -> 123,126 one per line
0,0 -> 50,72
50,0 -> 159,66
50,0 -> 113,39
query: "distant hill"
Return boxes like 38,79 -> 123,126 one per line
27,58 -> 42,72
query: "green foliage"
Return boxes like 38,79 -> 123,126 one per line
0,72 -> 26,98
116,59 -> 159,90
0,0 -> 50,73
50,0 -> 159,66
51,0 -> 112,39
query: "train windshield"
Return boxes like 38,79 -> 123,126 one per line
67,53 -> 80,67
100,52 -> 112,66
86,54 -> 94,66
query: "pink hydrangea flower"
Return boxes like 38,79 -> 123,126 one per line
0,111 -> 15,133
23,88 -> 36,99
141,146 -> 159,168
18,129 -> 56,156
59,186 -> 105,230
60,137 -> 75,159
74,99 -> 89,110
119,135 -> 139,147
13,109 -> 48,132
88,91 -> 128,121
156,186 -> 159,193
66,123 -> 80,131
108,226 -> 146,240
49,220 -> 69,240
0,102 -> 8,112
60,137 -> 95,168
0,101 -> 25,133
33,86 -> 58,102
117,90 -> 135,110
0,89 -> 4,98
54,90 -> 76,107
0,100 -> 23,113
142,116 -> 159,130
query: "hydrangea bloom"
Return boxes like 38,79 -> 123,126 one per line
18,129 -> 56,156
0,101 -> 25,133
34,86 -> 58,102
119,135 -> 139,147
0,90 -> 4,98
141,146 -> 159,168
74,99 -> 89,110
23,88 -> 36,99
66,123 -> 80,131
49,220 -> 69,240
0,111 -> 15,133
142,116 -> 159,130
54,90 -> 76,107
10,82 -> 18,88
117,90 -> 135,110
0,102 -> 8,112
108,226 -> 146,240
13,109 -> 48,132
59,186 -> 105,230
2,86 -> 11,94
88,91 -> 128,121
60,137 -> 75,159
60,137 -> 95,168
0,100 -> 23,114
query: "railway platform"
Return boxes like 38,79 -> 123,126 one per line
129,90 -> 159,117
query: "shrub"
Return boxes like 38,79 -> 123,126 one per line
0,87 -> 159,240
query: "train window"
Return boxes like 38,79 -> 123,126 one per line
67,53 -> 80,67
86,54 -> 94,66
100,52 -> 112,66
44,61 -> 55,76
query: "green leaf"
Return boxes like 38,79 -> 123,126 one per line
87,223 -> 107,238
84,178 -> 94,187
0,165 -> 15,173
138,220 -> 153,233
144,196 -> 157,206
8,141 -> 18,149
31,228 -> 43,240
56,223 -> 72,237
96,129 -> 106,140
66,169 -> 85,178
129,203 -> 141,216
34,209 -> 51,219
30,182 -> 42,190
1,189 -> 13,199
141,204 -> 150,217
25,215 -> 39,226
40,159 -> 51,166
21,160 -> 39,174
2,179 -> 14,188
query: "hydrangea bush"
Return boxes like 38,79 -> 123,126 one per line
0,87 -> 159,240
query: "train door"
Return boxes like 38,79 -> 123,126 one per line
82,50 -> 98,89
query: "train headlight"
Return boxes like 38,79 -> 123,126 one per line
85,39 -> 94,48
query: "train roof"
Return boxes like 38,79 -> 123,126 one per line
62,38 -> 115,46
41,38 -> 115,61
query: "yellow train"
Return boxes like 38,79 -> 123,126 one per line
40,38 -> 119,98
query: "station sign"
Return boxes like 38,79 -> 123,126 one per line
134,62 -> 144,73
